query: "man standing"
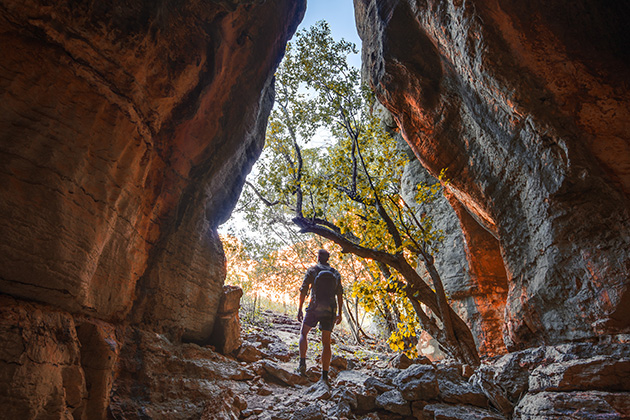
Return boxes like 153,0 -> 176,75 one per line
297,249 -> 343,383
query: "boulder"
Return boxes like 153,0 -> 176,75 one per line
237,343 -> 265,363
210,285 -> 243,354
290,404 -> 324,420
365,376 -> 395,393
514,391 -> 630,419
423,403 -> 506,420
260,360 -> 306,387
304,380 -> 332,401
394,364 -> 439,402
529,356 -> 630,393
376,389 -> 412,416
438,373 -> 488,407
332,355 -> 349,370
355,388 -> 379,413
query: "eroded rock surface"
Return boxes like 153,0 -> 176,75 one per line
0,0 -> 305,417
355,0 -> 630,350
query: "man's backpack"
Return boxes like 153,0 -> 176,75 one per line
311,270 -> 338,313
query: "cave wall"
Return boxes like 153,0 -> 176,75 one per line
0,0 -> 305,417
401,153 -> 508,357
355,0 -> 630,350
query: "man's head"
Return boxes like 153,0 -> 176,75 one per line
317,249 -> 330,264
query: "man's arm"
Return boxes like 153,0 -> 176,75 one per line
297,290 -> 307,322
298,269 -> 313,322
335,290 -> 343,325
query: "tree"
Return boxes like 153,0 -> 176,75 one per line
245,21 -> 480,366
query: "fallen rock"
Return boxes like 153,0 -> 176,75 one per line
337,370 -> 371,387
529,356 -> 630,393
437,364 -> 488,407
290,404 -> 324,420
389,353 -> 414,370
237,343 -> 265,363
423,403 -> 506,420
513,391 -> 630,419
365,376 -> 395,393
265,341 -> 292,362
331,355 -> 349,370
199,389 -> 243,420
333,388 -> 359,410
394,364 -> 439,402
376,389 -> 412,416
355,388 -> 379,413
304,380 -> 332,401
260,360 -> 306,386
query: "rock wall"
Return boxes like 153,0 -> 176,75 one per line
0,0 -> 305,417
355,0 -> 630,350
400,147 -> 508,357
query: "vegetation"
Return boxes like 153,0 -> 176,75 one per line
227,21 -> 480,366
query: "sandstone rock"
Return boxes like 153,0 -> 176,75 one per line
437,371 -> 488,407
394,365 -> 439,402
238,343 -> 265,363
337,370 -> 372,387
400,154 -> 508,357
412,400 -> 428,420
242,408 -> 264,418
513,391 -> 630,419
265,340 -> 292,363
423,403 -> 506,420
332,355 -> 349,370
218,285 -> 244,314
0,0 -> 307,343
474,347 -> 547,402
529,356 -> 630,393
74,319 -> 120,419
211,285 -> 243,354
356,0 -> 630,350
333,388 -> 359,410
0,296 -> 87,420
109,327 -> 253,419
390,353 -> 415,369
304,380 -> 332,401
376,389 -> 412,416
355,388 -> 379,413
260,360 -> 307,387
365,376 -> 395,393
290,404 -> 324,420
257,386 -> 273,396
199,389 -> 243,420
0,0 -> 307,416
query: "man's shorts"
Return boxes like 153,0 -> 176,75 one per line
303,309 -> 336,332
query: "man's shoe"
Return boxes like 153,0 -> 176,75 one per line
296,364 -> 307,376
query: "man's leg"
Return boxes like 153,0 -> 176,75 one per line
321,330 -> 332,381
298,323 -> 312,374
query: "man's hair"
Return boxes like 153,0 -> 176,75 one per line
317,249 -> 330,263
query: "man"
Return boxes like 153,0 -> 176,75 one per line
297,249 -> 343,384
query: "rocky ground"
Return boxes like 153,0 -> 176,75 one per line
198,309 -> 630,420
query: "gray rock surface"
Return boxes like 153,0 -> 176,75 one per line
394,364 -> 439,402
356,0 -> 630,351
376,389 -> 412,416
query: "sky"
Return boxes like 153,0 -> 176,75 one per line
296,0 -> 362,69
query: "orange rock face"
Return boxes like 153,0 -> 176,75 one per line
356,0 -> 630,350
0,0 -> 305,417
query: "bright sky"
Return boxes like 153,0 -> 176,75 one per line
297,0 -> 361,69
